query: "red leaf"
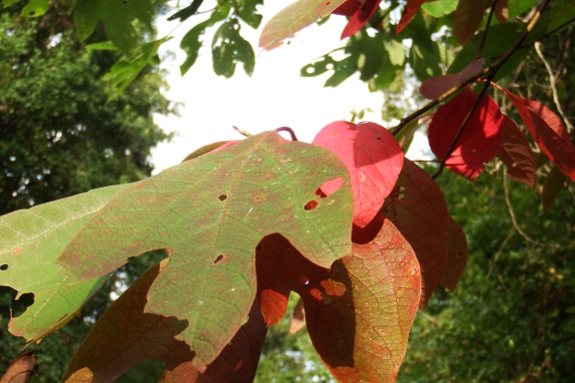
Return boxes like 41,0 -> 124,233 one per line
502,90 -> 575,182
497,115 -> 537,188
494,0 -> 509,23
312,121 -> 403,227
381,159 -> 449,308
428,86 -> 504,180
0,351 -> 35,383
439,217 -> 468,292
334,0 -> 382,39
62,262 -> 266,383
419,58 -> 485,100
256,218 -> 420,382
454,0 -> 487,44
395,0 -> 426,34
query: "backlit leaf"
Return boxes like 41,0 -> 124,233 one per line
256,216 -> 420,383
333,0 -> 382,39
0,351 -> 35,383
428,86 -> 504,179
501,90 -> 575,182
212,19 -> 255,78
453,0 -> 487,44
62,262 -> 267,383
312,121 -> 403,228
396,0 -> 427,33
439,217 -> 468,292
542,166 -> 567,213
56,131 -> 353,370
419,58 -> 485,100
0,185 -> 128,343
420,0 -> 458,17
497,115 -> 537,188
381,159 -> 448,308
21,0 -> 48,19
259,0 -> 347,50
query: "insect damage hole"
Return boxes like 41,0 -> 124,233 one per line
213,255 -> 224,265
0,264 -> 8,271
304,200 -> 318,210
315,177 -> 344,198
218,194 -> 227,201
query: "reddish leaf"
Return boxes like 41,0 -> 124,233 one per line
312,121 -> 403,227
502,90 -> 575,182
381,159 -> 448,308
542,166 -> 567,213
289,297 -> 306,334
439,217 -> 468,292
428,86 -> 504,180
333,0 -> 382,39
454,0 -> 487,44
494,0 -> 509,23
256,217 -> 420,383
62,261 -> 266,383
259,0 -> 347,50
419,58 -> 485,100
497,115 -> 537,188
0,351 -> 35,383
396,0 -> 427,34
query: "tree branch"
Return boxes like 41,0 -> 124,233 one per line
477,0 -> 499,59
390,0 -> 552,137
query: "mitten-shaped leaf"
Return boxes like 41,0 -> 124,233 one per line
454,0 -> 487,44
428,86 -> 504,179
439,217 -> 468,292
396,0 -> 426,33
56,131 -> 353,370
256,216 -> 420,383
312,121 -> 403,228
259,0 -> 347,50
502,90 -> 575,182
62,261 -> 266,383
419,58 -> 485,100
497,115 -> 537,188
0,185 -> 129,343
332,0 -> 382,39
381,159 -> 449,308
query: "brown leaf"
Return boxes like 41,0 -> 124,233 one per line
454,0 -> 488,44
439,218 -> 468,292
0,351 -> 35,383
494,0 -> 508,24
498,115 -> 537,188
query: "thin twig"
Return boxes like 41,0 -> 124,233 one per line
480,229 -> 514,316
503,168 -> 542,246
534,42 -> 574,133
431,79 -> 493,179
276,127 -> 298,141
477,0 -> 499,59
418,309 -> 439,325
521,17 -> 575,48
390,0 -> 551,137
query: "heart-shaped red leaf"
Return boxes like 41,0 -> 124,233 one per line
419,58 -> 485,100
256,216 -> 420,383
439,217 -> 468,292
497,115 -> 537,188
381,159 -> 448,308
312,121 -> 403,227
428,86 -> 504,180
502,90 -> 575,182
62,262 -> 266,383
396,0 -> 426,34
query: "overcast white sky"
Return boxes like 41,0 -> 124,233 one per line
151,0 -> 428,173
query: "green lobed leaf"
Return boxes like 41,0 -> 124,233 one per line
21,0 -> 48,19
74,0 -> 154,51
212,18 -> 255,78
0,185 -> 129,343
236,0 -> 263,29
420,0 -> 458,17
259,0 -> 347,51
56,131 -> 354,370
180,3 -> 231,76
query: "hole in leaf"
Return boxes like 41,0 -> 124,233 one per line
12,292 -> 35,318
0,264 -> 8,271
304,201 -> 318,210
218,194 -> 227,201
213,255 -> 224,265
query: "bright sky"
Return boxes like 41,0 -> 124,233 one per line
151,0 -> 428,174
